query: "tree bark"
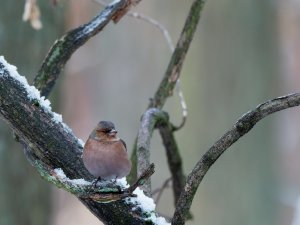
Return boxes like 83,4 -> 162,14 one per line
0,60 -> 164,225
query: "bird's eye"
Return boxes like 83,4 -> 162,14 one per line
96,128 -> 109,133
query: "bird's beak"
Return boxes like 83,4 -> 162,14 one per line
109,129 -> 118,136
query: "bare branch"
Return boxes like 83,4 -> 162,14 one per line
130,0 -> 206,183
136,107 -> 187,211
158,123 -> 186,205
172,93 -> 300,225
111,0 -> 142,22
127,12 -> 188,131
127,163 -> 155,193
128,12 -> 175,52
33,0 -> 142,97
149,0 -> 206,109
94,1 -> 188,129
137,108 -> 168,195
94,0 -> 174,51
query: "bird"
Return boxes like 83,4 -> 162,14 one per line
82,121 -> 131,183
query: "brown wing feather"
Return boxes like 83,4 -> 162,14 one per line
120,139 -> 127,151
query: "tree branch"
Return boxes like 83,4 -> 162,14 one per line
152,177 -> 172,204
33,0 -> 141,97
136,108 -> 187,213
172,93 -> 300,225
149,0 -> 206,109
158,123 -> 186,205
137,108 -> 169,195
130,0 -> 206,182
0,57 -> 168,225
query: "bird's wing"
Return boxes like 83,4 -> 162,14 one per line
120,139 -> 127,151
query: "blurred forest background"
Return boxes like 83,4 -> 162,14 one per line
1,0 -> 300,225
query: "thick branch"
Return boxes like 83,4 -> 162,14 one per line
0,58 -> 167,225
33,0 -> 140,97
137,108 -> 168,195
172,93 -> 300,225
136,108 -> 186,211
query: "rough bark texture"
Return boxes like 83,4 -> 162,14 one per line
136,108 -> 187,214
0,61 -> 157,225
137,108 -> 169,196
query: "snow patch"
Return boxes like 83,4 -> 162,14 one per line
126,187 -> 170,225
54,168 -> 91,186
0,56 -> 74,134
77,138 -> 85,147
116,177 -> 130,188
132,188 -> 156,211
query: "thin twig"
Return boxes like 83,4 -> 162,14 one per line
158,122 -> 186,205
94,0 -> 188,130
126,163 -> 155,193
152,177 -> 172,204
173,79 -> 188,131
152,178 -> 170,196
128,12 -> 174,52
93,0 -> 174,52
172,93 -> 300,225
127,13 -> 188,131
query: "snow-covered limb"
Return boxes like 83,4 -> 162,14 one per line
0,56 -> 82,146
127,188 -> 170,225
0,57 -> 168,224
53,166 -> 169,223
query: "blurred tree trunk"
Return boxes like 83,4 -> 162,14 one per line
277,1 -> 300,224
0,1 -> 64,225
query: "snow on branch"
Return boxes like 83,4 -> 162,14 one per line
0,56 -> 169,225
0,56 -> 76,138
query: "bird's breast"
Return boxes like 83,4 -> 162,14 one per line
82,138 -> 131,179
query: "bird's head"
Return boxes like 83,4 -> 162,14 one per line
91,121 -> 118,140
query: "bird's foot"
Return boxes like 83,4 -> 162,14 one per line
92,177 -> 102,188
112,176 -> 118,184
112,176 -> 122,193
